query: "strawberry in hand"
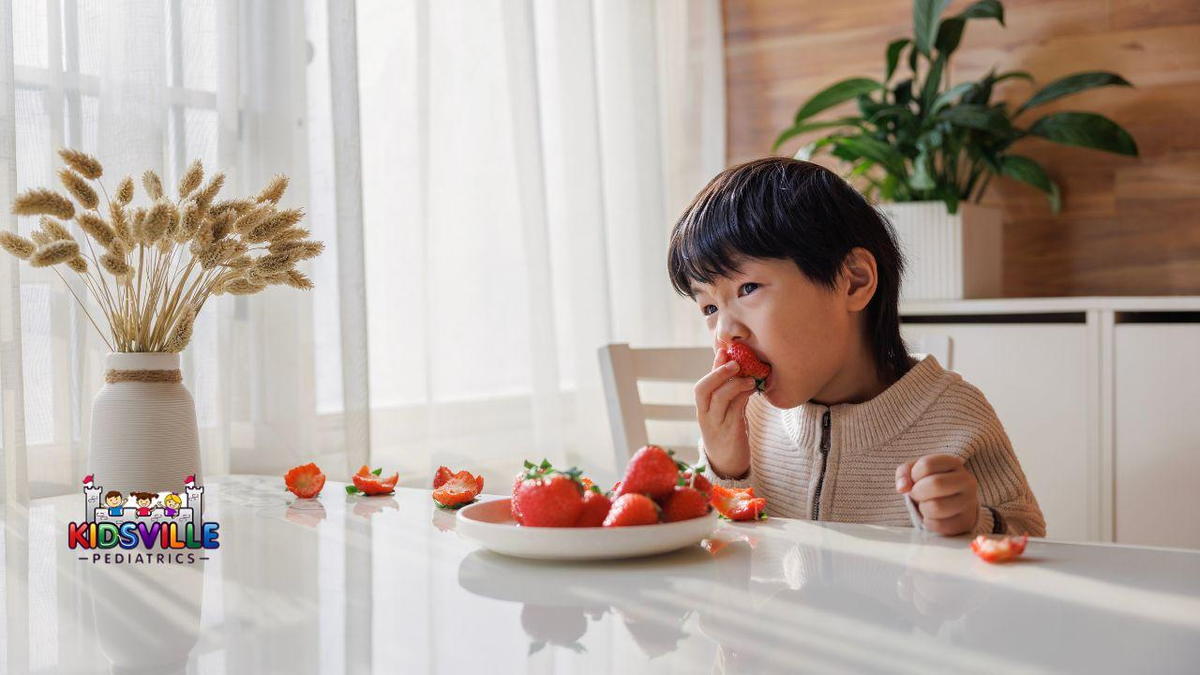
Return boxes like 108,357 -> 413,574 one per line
722,340 -> 771,392
710,485 -> 767,521
346,465 -> 399,496
432,467 -> 484,509
284,463 -> 326,499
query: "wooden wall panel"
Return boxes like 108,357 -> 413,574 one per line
724,0 -> 1200,296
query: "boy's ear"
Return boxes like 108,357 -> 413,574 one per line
841,247 -> 878,312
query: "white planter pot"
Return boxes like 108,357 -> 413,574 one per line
878,201 -> 1003,300
88,352 -> 202,494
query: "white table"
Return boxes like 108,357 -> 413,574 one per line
4,475 -> 1199,674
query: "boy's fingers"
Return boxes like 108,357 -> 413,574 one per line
709,376 -> 755,420
909,472 -> 965,502
895,461 -> 915,493
910,453 -> 965,483
694,361 -> 739,413
723,386 -> 756,425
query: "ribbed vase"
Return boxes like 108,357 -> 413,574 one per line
878,201 -> 1003,301
88,352 -> 202,494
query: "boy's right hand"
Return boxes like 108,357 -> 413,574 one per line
694,348 -> 756,479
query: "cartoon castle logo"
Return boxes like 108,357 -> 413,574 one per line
70,475 -> 220,560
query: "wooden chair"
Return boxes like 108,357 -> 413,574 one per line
597,343 -> 713,469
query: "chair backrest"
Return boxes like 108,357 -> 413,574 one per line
597,343 -> 713,469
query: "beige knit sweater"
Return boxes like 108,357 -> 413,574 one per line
702,354 -> 1046,537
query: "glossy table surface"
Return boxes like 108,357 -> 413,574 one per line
4,474 -> 1200,674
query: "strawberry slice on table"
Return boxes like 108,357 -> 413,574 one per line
710,485 -> 768,521
574,487 -> 613,527
284,462 -> 326,499
346,465 -> 399,496
512,459 -> 586,527
603,493 -> 660,527
432,469 -> 484,509
433,465 -> 454,489
617,445 -> 680,500
970,535 -> 1029,563
662,486 -> 711,523
723,340 -> 771,392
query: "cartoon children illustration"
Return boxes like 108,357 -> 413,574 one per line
104,490 -> 125,516
132,491 -> 156,517
161,493 -> 182,517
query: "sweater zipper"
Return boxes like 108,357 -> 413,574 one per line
811,409 -> 831,521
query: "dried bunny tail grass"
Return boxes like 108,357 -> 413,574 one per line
194,173 -> 225,213
0,231 -> 36,259
255,174 -> 289,204
246,208 -> 303,243
281,269 -> 313,290
39,216 -> 74,242
198,238 -> 243,270
57,148 -> 103,179
31,230 -> 51,245
109,238 -> 129,257
12,188 -> 76,220
178,160 -> 204,198
270,240 -> 324,261
115,176 -> 134,205
175,201 -> 201,243
67,255 -> 88,274
100,251 -> 131,277
221,277 -> 265,295
77,212 -> 116,248
164,202 -> 181,239
210,199 -> 254,217
142,170 -> 164,200
141,200 -> 171,244
210,210 -> 235,241
30,240 -> 80,267
271,227 -> 309,243
224,254 -> 253,270
253,252 -> 294,275
109,203 -> 134,248
163,307 -> 196,353
58,168 -> 99,210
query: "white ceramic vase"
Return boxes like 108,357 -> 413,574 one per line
88,352 -> 201,494
878,201 -> 1003,301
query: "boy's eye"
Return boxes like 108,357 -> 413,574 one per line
739,282 -> 759,296
701,304 -> 717,316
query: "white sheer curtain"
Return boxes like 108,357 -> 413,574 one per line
0,0 -> 724,505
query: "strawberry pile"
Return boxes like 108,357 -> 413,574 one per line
510,446 -> 714,528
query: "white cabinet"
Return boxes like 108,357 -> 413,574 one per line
901,322 -> 1093,542
1113,324 -> 1200,549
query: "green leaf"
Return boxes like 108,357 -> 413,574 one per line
772,117 -> 863,152
910,150 -> 936,190
885,38 -> 910,81
935,17 -> 965,55
1017,71 -> 1133,114
1027,111 -> 1138,156
345,485 -> 360,495
914,0 -> 951,57
371,467 -> 382,476
831,135 -> 908,176
893,78 -> 914,105
920,56 -> 946,111
931,82 -> 975,114
994,70 -> 1034,84
792,78 -> 884,124
958,0 -> 1005,25
940,104 -> 1013,136
999,154 -> 1062,213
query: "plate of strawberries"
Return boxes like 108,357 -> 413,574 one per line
455,445 -> 720,561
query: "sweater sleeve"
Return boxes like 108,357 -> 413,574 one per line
956,384 -> 1048,538
697,437 -> 753,489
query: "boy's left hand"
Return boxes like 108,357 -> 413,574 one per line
895,454 -> 979,536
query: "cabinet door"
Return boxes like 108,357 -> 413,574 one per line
1114,324 -> 1200,549
902,323 -> 1093,541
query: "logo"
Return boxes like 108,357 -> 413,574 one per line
68,474 -> 220,565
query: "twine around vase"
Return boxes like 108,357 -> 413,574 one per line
105,368 -> 183,384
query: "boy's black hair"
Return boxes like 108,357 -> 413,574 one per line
667,157 -> 913,383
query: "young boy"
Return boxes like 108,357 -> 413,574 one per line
668,157 -> 1045,537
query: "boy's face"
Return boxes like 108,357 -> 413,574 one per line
691,256 -> 862,409
105,495 -> 122,507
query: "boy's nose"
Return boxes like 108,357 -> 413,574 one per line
715,315 -> 748,344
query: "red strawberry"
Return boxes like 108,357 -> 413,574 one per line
348,465 -> 399,496
603,493 -> 660,527
284,463 -> 326,498
678,471 -> 713,498
618,445 -> 679,500
433,465 -> 454,489
723,341 -> 771,391
662,486 -> 710,522
432,469 -> 484,509
514,471 -> 585,527
574,488 -> 612,527
710,485 -> 767,521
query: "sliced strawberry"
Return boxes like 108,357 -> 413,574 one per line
348,466 -> 398,496
603,493 -> 660,527
710,485 -> 767,521
723,340 -> 771,391
284,462 -> 326,499
574,488 -> 612,527
971,535 -> 1028,563
433,465 -> 454,489
433,469 -> 484,509
662,486 -> 710,522
618,445 -> 679,500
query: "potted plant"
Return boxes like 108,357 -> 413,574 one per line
0,149 -> 324,492
772,0 -> 1138,299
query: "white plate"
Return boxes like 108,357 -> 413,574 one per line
455,497 -> 719,561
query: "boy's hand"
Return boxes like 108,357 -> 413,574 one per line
895,454 -> 979,535
694,348 -> 756,479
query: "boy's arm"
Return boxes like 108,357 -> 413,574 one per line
966,436 -> 1047,537
698,437 -> 753,488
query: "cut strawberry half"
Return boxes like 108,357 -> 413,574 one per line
432,469 -> 484,509
433,465 -> 454,489
970,535 -> 1028,563
710,485 -> 767,521
347,465 -> 399,496
284,462 -> 326,499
